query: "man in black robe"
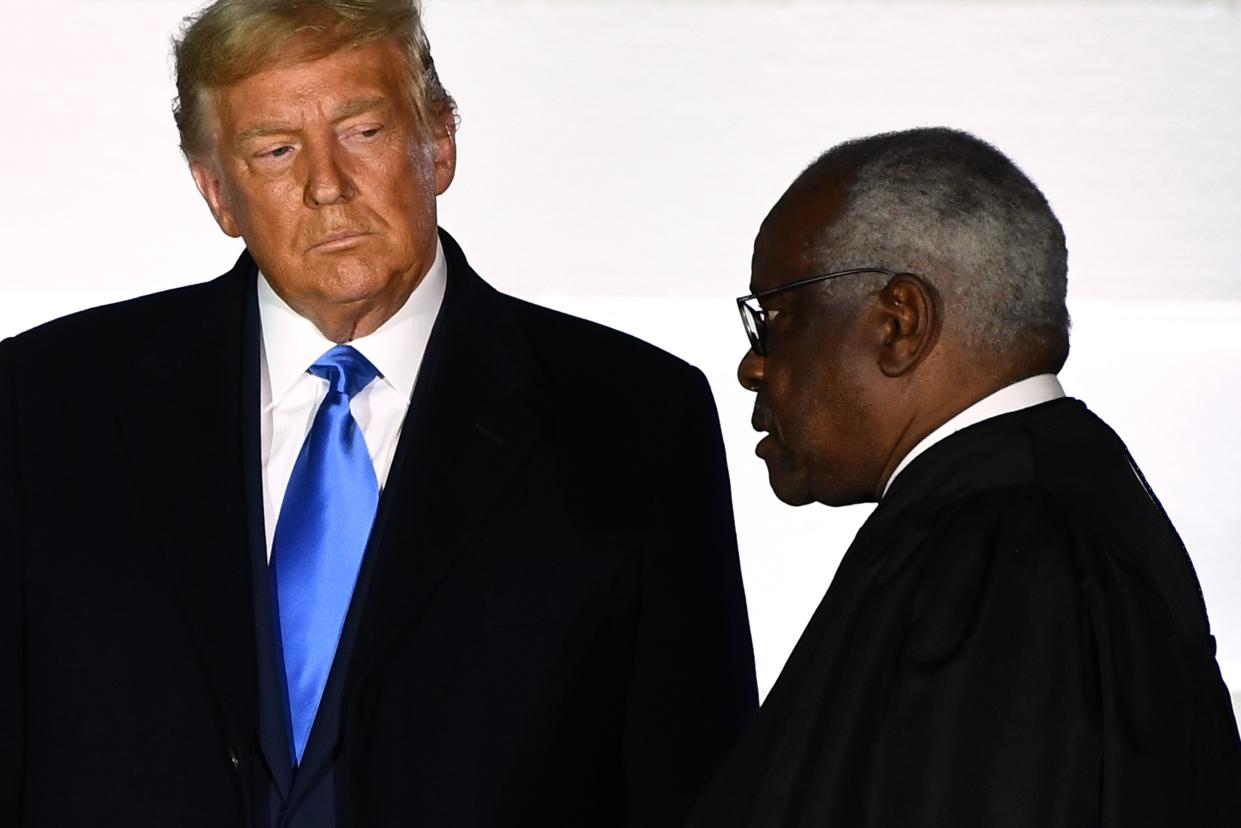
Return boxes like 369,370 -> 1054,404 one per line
689,127 -> 1241,826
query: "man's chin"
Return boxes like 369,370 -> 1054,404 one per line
308,272 -> 417,320
764,465 -> 816,507
766,460 -> 871,508
317,261 -> 392,304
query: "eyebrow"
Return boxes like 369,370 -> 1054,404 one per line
333,96 -> 387,122
232,97 -> 389,147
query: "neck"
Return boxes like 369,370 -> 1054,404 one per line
305,300 -> 407,343
873,404 -> 960,499
870,369 -> 1007,498
873,368 -> 1062,498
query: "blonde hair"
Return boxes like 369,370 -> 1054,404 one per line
172,0 -> 455,158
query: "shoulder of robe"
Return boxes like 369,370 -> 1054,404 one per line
898,483 -> 1109,668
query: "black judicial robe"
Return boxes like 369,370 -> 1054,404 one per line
688,398 -> 1241,827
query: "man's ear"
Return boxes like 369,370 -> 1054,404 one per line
430,106 -> 457,196
189,158 -> 242,238
875,273 -> 940,377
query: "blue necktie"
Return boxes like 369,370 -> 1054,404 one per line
271,344 -> 380,766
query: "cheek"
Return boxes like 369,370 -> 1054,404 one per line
767,349 -> 825,420
777,359 -> 864,457
377,151 -> 438,230
783,398 -> 839,464
227,177 -> 298,239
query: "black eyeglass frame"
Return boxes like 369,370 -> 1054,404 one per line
736,267 -> 911,356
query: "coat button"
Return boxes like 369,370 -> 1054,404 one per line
228,746 -> 240,772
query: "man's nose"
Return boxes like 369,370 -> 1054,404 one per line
304,141 -> 357,207
738,348 -> 765,391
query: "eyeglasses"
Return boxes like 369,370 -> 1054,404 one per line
736,267 -> 905,356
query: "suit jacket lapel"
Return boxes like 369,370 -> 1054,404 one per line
115,257 -> 261,799
338,231 -> 543,732
273,233 -> 544,804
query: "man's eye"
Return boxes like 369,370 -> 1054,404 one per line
254,145 -> 294,160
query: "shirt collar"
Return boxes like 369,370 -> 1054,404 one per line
257,237 -> 448,409
881,373 -> 1065,498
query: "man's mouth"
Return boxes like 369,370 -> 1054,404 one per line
752,405 -> 775,456
309,230 -> 371,251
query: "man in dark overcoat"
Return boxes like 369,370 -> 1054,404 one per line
0,2 -> 757,825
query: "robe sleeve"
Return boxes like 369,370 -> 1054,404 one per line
865,484 -> 1214,827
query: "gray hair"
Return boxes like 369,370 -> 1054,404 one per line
808,127 -> 1069,363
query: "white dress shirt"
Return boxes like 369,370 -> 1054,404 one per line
882,373 -> 1065,498
257,240 -> 447,559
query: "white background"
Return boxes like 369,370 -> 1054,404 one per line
2,0 -> 1238,711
